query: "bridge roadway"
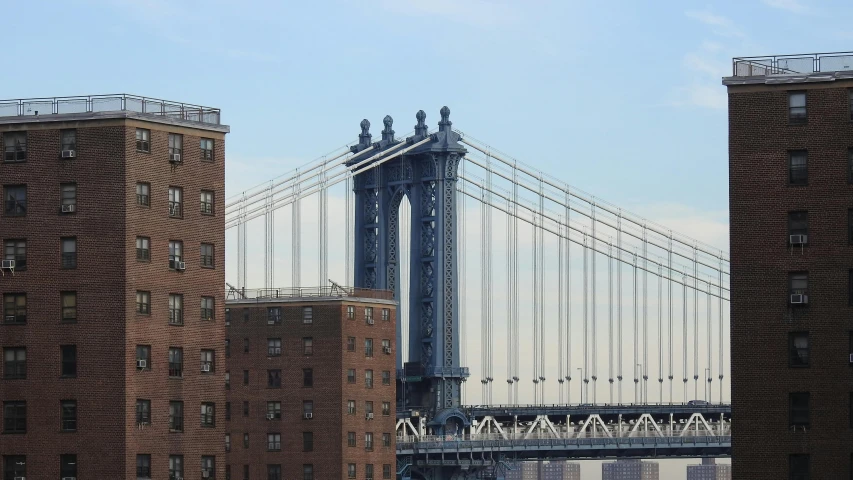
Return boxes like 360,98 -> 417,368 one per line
395,403 -> 731,479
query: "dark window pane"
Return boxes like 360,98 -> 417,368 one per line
789,150 -> 807,185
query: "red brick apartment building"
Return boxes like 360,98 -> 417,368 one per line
725,55 -> 853,479
224,290 -> 397,480
0,95 -> 228,479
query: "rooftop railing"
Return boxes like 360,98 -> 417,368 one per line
0,94 -> 221,125
733,51 -> 853,76
226,285 -> 394,301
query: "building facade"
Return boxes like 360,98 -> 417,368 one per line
687,458 -> 732,480
725,56 -> 853,478
601,458 -> 659,480
0,95 -> 228,479
503,461 -> 580,480
224,292 -> 397,480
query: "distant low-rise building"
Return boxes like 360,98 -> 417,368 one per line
503,460 -> 581,479
687,458 -> 732,480
602,458 -> 659,480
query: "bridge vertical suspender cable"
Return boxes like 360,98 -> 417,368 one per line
608,242 -> 614,404
642,226 -> 648,403
318,168 -> 328,287
658,261 -> 663,403
538,177 -> 546,403
582,232 -> 588,404
264,181 -> 274,290
719,256 -> 725,405
459,161 -> 466,405
506,195 -> 514,404
565,188 -> 572,405
668,235 -> 674,403
486,160 -> 494,404
345,175 -> 352,285
533,214 -> 539,404
591,201 -> 597,405
292,170 -> 301,288
237,194 -> 246,290
707,279 -> 712,403
558,224 -> 565,404
694,246 -> 699,401
617,211 -> 623,404
633,251 -> 639,404
683,272 -> 689,404
513,168 -> 520,405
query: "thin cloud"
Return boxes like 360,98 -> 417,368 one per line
685,10 -> 744,38
762,0 -> 809,14
670,84 -> 728,110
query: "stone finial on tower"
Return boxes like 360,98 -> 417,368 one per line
414,109 -> 428,136
358,118 -> 372,147
438,106 -> 452,132
381,115 -> 395,142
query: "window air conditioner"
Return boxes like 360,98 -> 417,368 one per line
62,477 -> 76,480
137,359 -> 147,368
267,319 -> 275,325
266,413 -> 275,420
176,261 -> 186,271
5,315 -> 15,323
304,412 -> 313,419
169,204 -> 178,216
366,413 -> 374,420
383,346 -> 391,354
170,153 -> 182,163
789,234 -> 807,245
790,294 -> 808,304
367,318 -> 375,325
61,150 -> 76,158
61,204 -> 75,213
201,364 -> 211,372
849,353 -> 853,363
1,259 -> 15,269
201,470 -> 210,479
14,476 -> 25,480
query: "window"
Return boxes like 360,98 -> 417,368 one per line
267,338 -> 282,356
302,431 -> 313,452
789,150 -> 808,185
347,337 -> 355,352
268,307 -> 281,325
244,432 -> 249,447
136,128 -> 150,152
365,338 -> 374,357
788,211 -> 808,244
303,400 -> 313,417
201,138 -> 214,160
790,392 -> 810,427
267,401 -> 281,420
347,400 -> 356,415
303,368 -> 313,387
61,237 -> 77,268
137,291 -> 150,314
789,454 -> 809,479
3,348 -> 25,379
137,454 -> 151,478
169,186 -> 183,218
365,307 -> 373,323
3,293 -> 25,324
136,236 -> 150,261
789,91 -> 807,124
225,402 -> 231,420
60,345 -> 77,377
303,337 -> 313,356
3,132 -> 26,162
201,296 -> 215,321
60,455 -> 77,479
61,129 -> 76,153
169,347 -> 183,377
267,433 -> 281,451
303,464 -> 314,480
225,371 -> 230,389
202,456 -> 216,479
382,433 -> 391,447
201,349 -> 215,373
3,402 -> 25,433
136,345 -> 151,370
243,370 -> 249,385
243,464 -> 249,480
201,243 -> 215,267
302,306 -> 313,324
201,402 -> 216,427
61,183 -> 77,211
381,339 -> 390,353
201,190 -> 214,214
268,464 -> 282,480
3,455 -> 26,479
225,433 -> 231,452
382,401 -> 390,416
383,464 -> 392,479
347,431 -> 356,447
382,308 -> 389,322
136,182 -> 150,206
348,463 -> 356,479
4,239 -> 25,270
169,455 -> 184,480
347,305 -> 355,319
60,400 -> 77,432
347,368 -> 356,384
789,332 -> 809,367
170,401 -> 184,432
136,399 -> 151,424
849,149 -> 853,184
268,369 -> 281,388
382,370 -> 391,385
58,291 -> 77,323
244,338 -> 249,352
790,272 -> 808,303
168,133 -> 183,158
365,401 -> 373,416
169,294 -> 184,325
366,369 -> 374,388
4,185 -> 26,216
243,309 -> 250,322
169,240 -> 183,269
366,464 -> 374,479
225,308 -> 231,325
225,339 -> 231,358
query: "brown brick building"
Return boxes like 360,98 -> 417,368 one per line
0,95 -> 228,479
224,290 -> 397,480
725,56 -> 853,478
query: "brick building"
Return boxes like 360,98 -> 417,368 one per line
601,458 -> 659,480
725,54 -> 853,478
0,95 -> 228,479
224,290 -> 397,480
503,460 -> 580,480
686,458 -> 732,480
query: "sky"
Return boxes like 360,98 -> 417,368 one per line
7,0 -> 849,476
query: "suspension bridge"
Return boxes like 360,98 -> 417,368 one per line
224,108 -> 731,479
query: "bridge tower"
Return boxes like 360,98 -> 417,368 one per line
349,107 -> 470,436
